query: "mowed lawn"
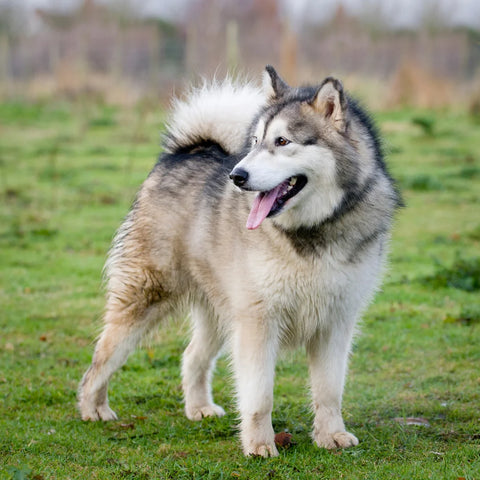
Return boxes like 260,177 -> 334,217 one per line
0,99 -> 479,479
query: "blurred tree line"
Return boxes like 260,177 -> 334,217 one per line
0,0 -> 478,108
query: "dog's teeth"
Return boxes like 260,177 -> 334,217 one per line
289,177 -> 297,187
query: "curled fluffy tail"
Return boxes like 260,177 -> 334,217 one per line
163,78 -> 265,155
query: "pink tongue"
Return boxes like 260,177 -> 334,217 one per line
246,185 -> 283,230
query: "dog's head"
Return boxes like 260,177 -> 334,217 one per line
230,66 -> 373,231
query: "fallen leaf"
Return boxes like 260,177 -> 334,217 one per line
274,431 -> 294,449
174,451 -> 188,458
132,415 -> 147,420
120,423 -> 135,430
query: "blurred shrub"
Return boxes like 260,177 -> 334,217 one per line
411,115 -> 436,136
426,256 -> 480,292
400,174 -> 444,191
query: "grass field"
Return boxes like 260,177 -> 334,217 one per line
0,99 -> 479,479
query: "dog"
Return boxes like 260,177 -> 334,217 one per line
78,66 -> 401,457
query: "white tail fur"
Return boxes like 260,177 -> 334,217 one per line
163,78 -> 265,155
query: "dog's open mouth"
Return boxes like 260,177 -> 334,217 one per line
246,175 -> 307,230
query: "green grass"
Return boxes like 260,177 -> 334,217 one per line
1,100 -> 479,479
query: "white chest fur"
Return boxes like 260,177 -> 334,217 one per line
243,234 -> 385,347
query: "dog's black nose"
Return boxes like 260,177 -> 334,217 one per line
229,168 -> 249,187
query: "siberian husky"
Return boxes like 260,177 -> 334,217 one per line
79,66 -> 401,457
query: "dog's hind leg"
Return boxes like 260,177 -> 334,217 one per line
182,304 -> 225,420
78,300 -> 161,422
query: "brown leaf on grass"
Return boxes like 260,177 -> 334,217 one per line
174,451 -> 188,458
120,423 -> 135,430
274,431 -> 294,449
394,417 -> 430,427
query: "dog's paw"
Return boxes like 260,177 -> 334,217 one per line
314,430 -> 359,449
245,442 -> 279,458
185,404 -> 225,421
96,404 -> 118,421
80,403 -> 118,422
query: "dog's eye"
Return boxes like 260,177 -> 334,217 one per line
252,136 -> 258,146
275,137 -> 290,147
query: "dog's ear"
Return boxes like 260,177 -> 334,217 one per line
311,77 -> 348,133
263,65 -> 289,99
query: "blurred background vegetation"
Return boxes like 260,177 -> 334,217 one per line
0,0 -> 479,110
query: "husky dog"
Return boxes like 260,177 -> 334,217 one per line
79,66 -> 401,457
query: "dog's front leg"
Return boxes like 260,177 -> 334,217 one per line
232,319 -> 279,457
307,326 -> 359,449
